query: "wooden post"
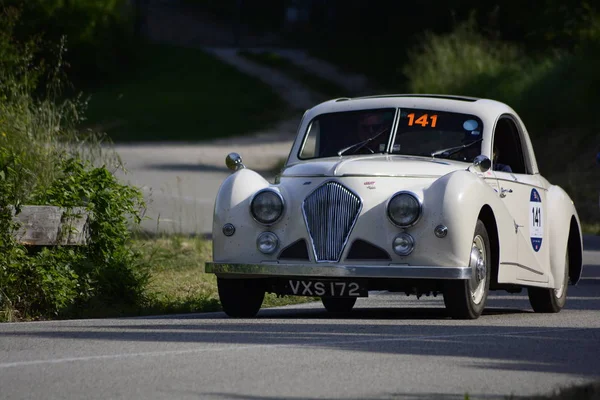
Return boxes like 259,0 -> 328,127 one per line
10,206 -> 90,246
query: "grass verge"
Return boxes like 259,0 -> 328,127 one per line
519,380 -> 600,399
133,235 -> 317,316
238,50 -> 348,99
83,43 -> 289,143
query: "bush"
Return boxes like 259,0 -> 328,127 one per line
30,159 -> 148,313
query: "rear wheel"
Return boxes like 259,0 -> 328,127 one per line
321,297 -> 356,313
443,220 -> 491,319
217,278 -> 265,318
528,250 -> 569,313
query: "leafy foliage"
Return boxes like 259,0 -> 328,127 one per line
31,158 -> 148,311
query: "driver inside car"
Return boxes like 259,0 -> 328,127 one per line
493,147 -> 513,172
354,112 -> 389,153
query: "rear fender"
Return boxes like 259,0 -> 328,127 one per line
547,185 -> 583,286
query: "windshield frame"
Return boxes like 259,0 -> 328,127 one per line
297,107 -> 484,162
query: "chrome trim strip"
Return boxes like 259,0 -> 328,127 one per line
501,262 -> 544,275
494,176 -> 548,191
205,262 -> 472,280
386,107 -> 401,153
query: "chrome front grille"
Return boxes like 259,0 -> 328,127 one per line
302,181 -> 362,262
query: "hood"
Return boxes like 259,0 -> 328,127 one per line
282,154 -> 468,178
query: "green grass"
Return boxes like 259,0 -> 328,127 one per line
238,50 -> 349,99
132,235 -> 317,316
83,43 -> 289,142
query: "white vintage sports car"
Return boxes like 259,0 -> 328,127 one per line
205,94 -> 583,319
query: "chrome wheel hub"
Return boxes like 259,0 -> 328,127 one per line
469,235 -> 487,305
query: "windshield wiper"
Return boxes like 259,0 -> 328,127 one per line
430,138 -> 483,158
337,127 -> 390,156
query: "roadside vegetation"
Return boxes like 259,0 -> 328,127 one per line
0,5 -> 146,321
0,5 -> 303,322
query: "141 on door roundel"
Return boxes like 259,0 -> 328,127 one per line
530,188 -> 543,252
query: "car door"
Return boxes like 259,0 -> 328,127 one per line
491,116 -> 549,283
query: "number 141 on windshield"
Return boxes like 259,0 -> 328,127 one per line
407,113 -> 438,127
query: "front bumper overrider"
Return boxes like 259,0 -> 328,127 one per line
205,262 -> 472,280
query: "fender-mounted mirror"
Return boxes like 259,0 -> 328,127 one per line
472,155 -> 491,173
226,152 -> 245,171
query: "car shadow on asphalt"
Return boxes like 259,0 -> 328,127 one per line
250,306 -> 529,320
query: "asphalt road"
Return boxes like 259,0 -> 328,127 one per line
1,246 -> 598,400
112,126 -> 296,236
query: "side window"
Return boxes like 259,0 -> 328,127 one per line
492,117 -> 529,174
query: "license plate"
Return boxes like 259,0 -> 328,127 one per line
281,279 -> 367,297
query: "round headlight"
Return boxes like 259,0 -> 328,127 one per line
393,233 -> 415,256
387,192 -> 421,227
257,232 -> 279,254
250,190 -> 284,225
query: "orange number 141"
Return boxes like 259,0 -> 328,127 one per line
407,113 -> 438,128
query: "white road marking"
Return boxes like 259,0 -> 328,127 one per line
0,327 -> 585,369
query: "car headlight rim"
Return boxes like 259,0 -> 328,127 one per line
387,191 -> 422,227
250,189 -> 285,225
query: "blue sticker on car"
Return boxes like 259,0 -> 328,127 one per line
463,119 -> 478,131
530,188 -> 543,252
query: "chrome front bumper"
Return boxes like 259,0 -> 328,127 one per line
205,262 -> 472,280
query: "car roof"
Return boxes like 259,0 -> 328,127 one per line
304,94 -> 515,122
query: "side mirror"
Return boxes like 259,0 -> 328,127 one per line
472,155 -> 491,173
226,152 -> 245,171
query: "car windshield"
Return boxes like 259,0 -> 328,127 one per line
299,108 -> 396,159
299,107 -> 484,162
392,108 -> 484,162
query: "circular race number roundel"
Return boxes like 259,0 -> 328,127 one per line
530,188 -> 543,252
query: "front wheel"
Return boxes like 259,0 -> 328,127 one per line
322,297 -> 357,313
217,278 -> 265,318
528,249 -> 569,313
443,220 -> 491,319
